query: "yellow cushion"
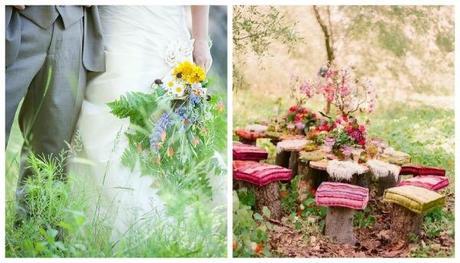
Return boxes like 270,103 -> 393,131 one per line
299,150 -> 325,162
383,185 -> 444,214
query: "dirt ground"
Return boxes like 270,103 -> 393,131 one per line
269,194 -> 455,258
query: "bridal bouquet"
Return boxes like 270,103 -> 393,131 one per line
108,60 -> 226,201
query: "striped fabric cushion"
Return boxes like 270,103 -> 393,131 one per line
233,160 -> 292,186
383,185 -> 445,214
235,129 -> 265,141
399,164 -> 446,177
315,182 -> 369,210
233,142 -> 268,161
398,175 -> 449,191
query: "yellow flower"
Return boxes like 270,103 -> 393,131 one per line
172,61 -> 206,84
189,66 -> 206,84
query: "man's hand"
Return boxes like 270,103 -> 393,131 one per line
193,39 -> 212,72
13,5 -> 25,10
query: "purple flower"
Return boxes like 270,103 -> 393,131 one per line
150,112 -> 171,151
189,93 -> 202,106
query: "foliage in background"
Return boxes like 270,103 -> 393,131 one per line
233,191 -> 272,257
233,5 -> 301,91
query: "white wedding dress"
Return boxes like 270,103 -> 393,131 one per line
73,6 -> 225,241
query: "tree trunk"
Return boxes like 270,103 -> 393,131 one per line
238,137 -> 257,145
391,204 -> 423,241
376,174 -> 398,196
254,182 -> 283,220
288,151 -> 299,176
275,150 -> 290,168
299,161 -> 328,192
312,5 -> 335,114
325,207 -> 356,245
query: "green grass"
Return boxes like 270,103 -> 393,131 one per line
5,90 -> 228,257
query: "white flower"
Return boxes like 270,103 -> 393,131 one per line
172,83 -> 186,97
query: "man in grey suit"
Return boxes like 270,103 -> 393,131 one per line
5,5 -> 105,223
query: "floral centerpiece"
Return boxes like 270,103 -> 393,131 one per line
285,104 -> 319,135
321,115 -> 367,160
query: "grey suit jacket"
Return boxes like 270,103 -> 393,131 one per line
5,5 -> 105,72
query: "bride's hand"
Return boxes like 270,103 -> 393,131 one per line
193,39 -> 212,72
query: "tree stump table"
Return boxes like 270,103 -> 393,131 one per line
315,182 -> 369,245
233,160 -> 292,220
383,185 -> 445,242
309,159 -> 370,187
366,159 -> 401,196
381,148 -> 411,166
297,150 -> 326,193
275,139 -> 310,175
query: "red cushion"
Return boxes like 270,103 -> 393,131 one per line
235,129 -> 265,141
398,175 -> 449,191
233,142 -> 268,161
233,160 -> 292,186
315,182 -> 369,210
400,164 -> 445,177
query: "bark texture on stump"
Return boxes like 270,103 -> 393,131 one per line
275,150 -> 290,168
233,180 -> 246,190
239,138 -> 257,145
288,151 -> 299,176
391,204 -> 423,241
325,207 -> 356,245
299,161 -> 328,191
311,169 -> 328,190
376,174 -> 398,196
254,182 -> 283,220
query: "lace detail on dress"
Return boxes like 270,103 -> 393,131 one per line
163,39 -> 194,67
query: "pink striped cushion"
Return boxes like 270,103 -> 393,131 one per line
233,142 -> 268,161
315,182 -> 369,210
400,164 -> 445,177
233,160 -> 292,186
398,175 -> 449,191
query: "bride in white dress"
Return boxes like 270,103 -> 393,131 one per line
74,6 -> 222,241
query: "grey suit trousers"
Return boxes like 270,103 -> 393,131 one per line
5,15 -> 86,220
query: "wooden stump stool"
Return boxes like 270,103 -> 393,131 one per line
254,182 -> 283,219
233,160 -> 293,220
376,174 -> 399,196
275,139 -> 310,174
383,185 -> 445,242
315,182 -> 369,245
